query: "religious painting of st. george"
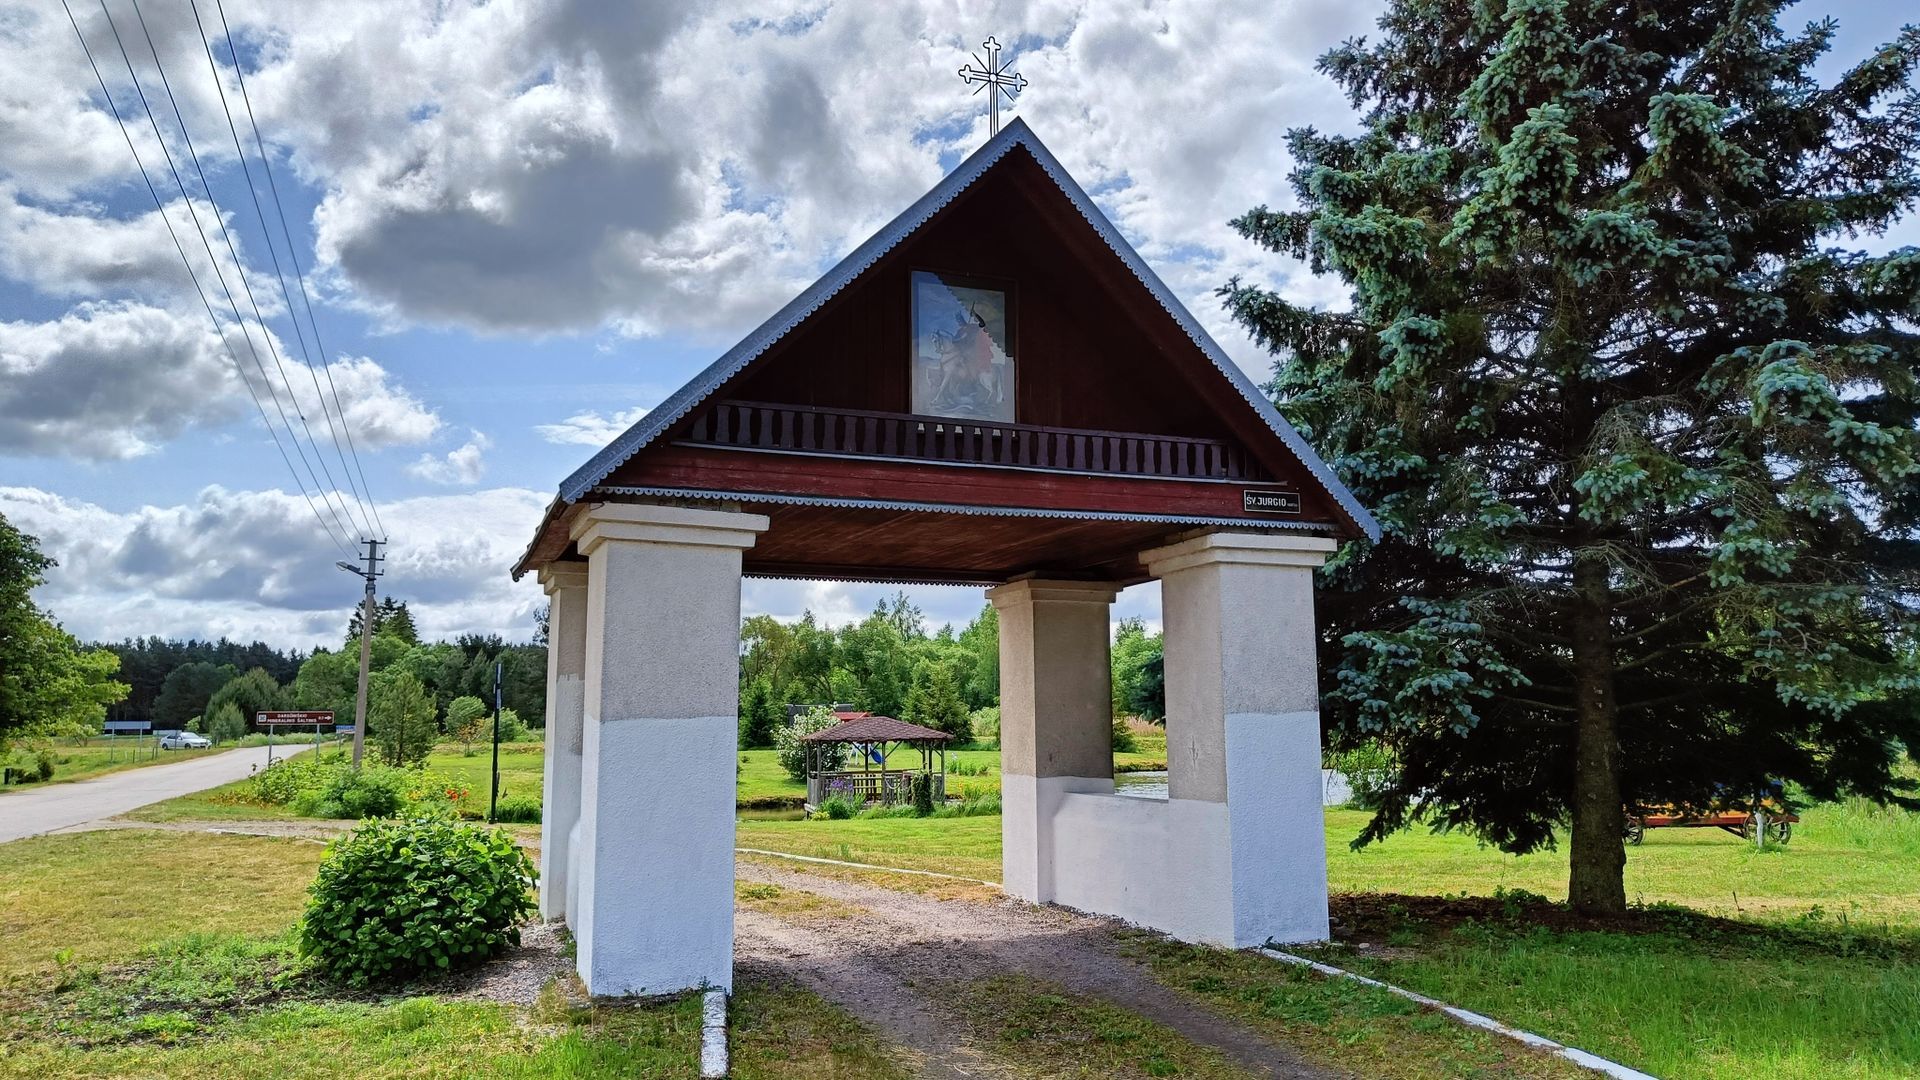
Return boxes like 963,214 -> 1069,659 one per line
911,269 -> 1015,423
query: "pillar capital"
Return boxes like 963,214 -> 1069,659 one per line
537,560 -> 589,594
568,502 -> 769,558
1139,530 -> 1337,579
986,577 -> 1123,609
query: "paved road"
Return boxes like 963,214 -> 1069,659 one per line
0,743 -> 312,844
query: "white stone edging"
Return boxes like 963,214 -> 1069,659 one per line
1256,949 -> 1657,1080
700,989 -> 728,1078
735,847 -> 1003,886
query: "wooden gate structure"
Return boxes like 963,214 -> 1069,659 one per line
514,119 -> 1376,997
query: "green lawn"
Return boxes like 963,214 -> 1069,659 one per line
736,814 -> 1004,880
0,829 -> 907,1079
737,796 -> 1920,1080
2,737 -> 221,789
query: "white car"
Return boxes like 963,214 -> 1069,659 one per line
158,732 -> 211,750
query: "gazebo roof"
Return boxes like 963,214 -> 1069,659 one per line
799,716 -> 952,744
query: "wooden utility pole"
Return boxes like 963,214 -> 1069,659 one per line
338,538 -> 384,768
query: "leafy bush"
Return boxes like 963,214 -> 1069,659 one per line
446,696 -> 488,748
251,756 -> 467,820
1111,717 -> 1139,753
250,754 -> 336,805
968,706 -> 1000,744
494,795 -> 542,823
488,708 -> 529,744
1328,743 -> 1398,810
403,770 -> 472,818
300,818 -> 535,987
775,704 -> 846,781
910,772 -> 935,816
291,764 -> 411,820
819,795 -> 856,819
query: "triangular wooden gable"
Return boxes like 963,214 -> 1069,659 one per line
516,120 -> 1374,582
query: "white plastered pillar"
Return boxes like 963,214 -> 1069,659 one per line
537,561 -> 588,923
570,503 -> 769,996
986,577 -> 1120,904
1141,531 -> 1338,946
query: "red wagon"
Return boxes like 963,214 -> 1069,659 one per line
1624,804 -> 1797,845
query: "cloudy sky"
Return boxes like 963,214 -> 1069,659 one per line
0,0 -> 1910,649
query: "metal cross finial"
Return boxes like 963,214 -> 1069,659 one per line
958,35 -> 1026,137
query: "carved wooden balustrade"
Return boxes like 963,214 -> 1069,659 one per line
679,400 -> 1271,482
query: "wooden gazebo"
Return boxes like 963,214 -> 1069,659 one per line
800,715 -> 950,809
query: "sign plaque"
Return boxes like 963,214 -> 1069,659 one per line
1242,489 -> 1302,515
257,710 -> 335,726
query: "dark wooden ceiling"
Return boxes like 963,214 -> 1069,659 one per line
740,502 -> 1190,585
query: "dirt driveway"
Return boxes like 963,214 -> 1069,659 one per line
734,858 -> 1335,1079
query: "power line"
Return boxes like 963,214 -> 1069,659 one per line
182,0 -> 377,540
60,0 -> 354,557
208,0 -> 386,541
115,0 -> 366,545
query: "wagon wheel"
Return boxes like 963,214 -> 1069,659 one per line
1769,820 -> 1792,845
1624,817 -> 1646,845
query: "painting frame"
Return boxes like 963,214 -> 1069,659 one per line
909,268 -> 1017,423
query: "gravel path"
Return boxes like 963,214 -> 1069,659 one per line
735,861 -> 1336,1079
439,921 -> 574,1006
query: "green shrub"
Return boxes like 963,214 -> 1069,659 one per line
34,749 -> 56,781
488,708 -> 528,744
494,795 -> 542,823
299,818 -> 535,987
1328,743 -> 1398,810
251,755 -> 336,805
968,706 -> 1000,744
932,792 -> 1001,818
775,705 -> 846,781
290,764 -> 411,820
910,772 -> 935,816
403,770 -> 473,818
819,795 -> 857,819
1111,717 -> 1139,753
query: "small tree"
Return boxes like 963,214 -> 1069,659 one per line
446,696 -> 488,751
739,679 -> 780,749
774,704 -> 845,781
206,701 -> 246,744
369,671 -> 435,768
906,663 -> 970,742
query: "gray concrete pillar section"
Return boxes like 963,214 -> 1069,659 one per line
986,577 -> 1120,903
1142,530 -> 1338,946
537,561 -> 588,923
569,503 -> 768,997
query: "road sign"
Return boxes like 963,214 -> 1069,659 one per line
257,711 -> 335,726
103,720 -> 152,733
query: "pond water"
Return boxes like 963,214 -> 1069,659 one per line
1113,770 -> 1169,799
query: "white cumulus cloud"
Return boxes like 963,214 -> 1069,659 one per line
407,430 -> 490,485
2,483 -> 549,647
534,405 -> 650,447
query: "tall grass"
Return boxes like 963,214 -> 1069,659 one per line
1812,796 -> 1920,857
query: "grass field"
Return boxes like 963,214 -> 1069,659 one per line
132,736 -> 1159,819
0,829 -> 908,1079
2,737 -> 221,789
737,796 -> 1920,1080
